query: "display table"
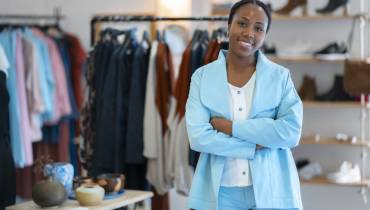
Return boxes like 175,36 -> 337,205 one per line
6,190 -> 153,210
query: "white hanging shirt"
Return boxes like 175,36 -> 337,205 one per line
0,44 -> 9,77
221,71 -> 256,187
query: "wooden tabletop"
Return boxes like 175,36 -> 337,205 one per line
6,190 -> 153,210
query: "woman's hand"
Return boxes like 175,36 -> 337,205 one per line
210,117 -> 232,135
211,117 -> 265,150
256,144 -> 264,150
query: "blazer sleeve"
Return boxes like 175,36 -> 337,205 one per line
232,71 -> 303,149
185,69 -> 256,159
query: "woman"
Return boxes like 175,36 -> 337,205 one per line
185,0 -> 303,210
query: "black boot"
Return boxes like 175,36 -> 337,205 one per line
316,75 -> 354,101
316,0 -> 349,15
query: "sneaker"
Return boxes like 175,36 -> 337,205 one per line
314,42 -> 348,60
299,162 -> 323,180
326,161 -> 361,183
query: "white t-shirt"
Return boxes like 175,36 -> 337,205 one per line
0,44 -> 9,77
221,72 -> 256,187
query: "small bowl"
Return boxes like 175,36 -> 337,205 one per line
75,184 -> 104,206
96,174 -> 125,194
73,176 -> 94,190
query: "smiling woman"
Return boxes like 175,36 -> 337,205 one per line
185,0 -> 303,210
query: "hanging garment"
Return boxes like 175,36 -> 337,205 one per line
30,29 -> 56,122
0,44 -> 9,76
166,42 -> 192,195
65,33 -> 87,134
92,32 -> 139,174
24,29 -> 55,130
21,35 -> 44,142
80,51 -> 97,171
15,32 -> 33,166
64,33 -> 87,175
125,40 -> 150,164
0,47 -> 16,210
204,39 -> 221,64
143,40 -> 161,159
37,30 -> 72,124
0,31 -> 26,167
145,40 -> 175,195
55,37 -> 79,120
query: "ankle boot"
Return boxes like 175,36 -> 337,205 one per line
275,0 -> 308,15
316,0 -> 349,15
315,75 -> 355,101
299,75 -> 317,101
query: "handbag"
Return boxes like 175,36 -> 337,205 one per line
343,17 -> 370,95
343,59 -> 370,95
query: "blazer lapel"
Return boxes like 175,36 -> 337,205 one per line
249,51 -> 278,118
200,50 -> 231,119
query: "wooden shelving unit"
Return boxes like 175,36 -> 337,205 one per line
303,101 -> 360,109
300,136 -> 370,148
301,176 -> 370,187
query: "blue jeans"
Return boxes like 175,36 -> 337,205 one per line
218,186 -> 299,210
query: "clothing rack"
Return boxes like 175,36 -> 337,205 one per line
90,15 -> 228,45
0,8 -> 65,26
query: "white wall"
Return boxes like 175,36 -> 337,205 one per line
0,0 -> 156,49
1,0 -> 370,209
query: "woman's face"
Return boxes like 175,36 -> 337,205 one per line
228,4 -> 268,59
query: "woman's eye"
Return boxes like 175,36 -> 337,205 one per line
255,26 -> 264,32
238,22 -> 247,27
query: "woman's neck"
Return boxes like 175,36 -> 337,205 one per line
227,51 -> 256,73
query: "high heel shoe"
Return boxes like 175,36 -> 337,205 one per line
275,0 -> 308,16
316,0 -> 349,16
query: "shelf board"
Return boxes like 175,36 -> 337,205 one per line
268,55 -> 345,64
301,176 -> 370,187
272,14 -> 356,20
303,101 -> 360,108
211,9 -> 356,20
300,136 -> 370,148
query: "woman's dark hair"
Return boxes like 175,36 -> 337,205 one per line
228,0 -> 272,32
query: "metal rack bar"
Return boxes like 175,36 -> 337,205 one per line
90,15 -> 228,45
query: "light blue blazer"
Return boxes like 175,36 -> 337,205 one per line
185,50 -> 303,210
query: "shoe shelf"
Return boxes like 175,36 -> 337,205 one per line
301,176 -> 370,188
303,101 -> 360,108
268,56 -> 344,64
211,11 -> 357,20
272,14 -> 356,21
300,136 -> 370,148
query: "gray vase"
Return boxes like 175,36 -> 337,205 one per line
32,176 -> 67,208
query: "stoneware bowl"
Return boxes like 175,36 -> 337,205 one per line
96,173 -> 125,194
75,184 -> 105,206
73,176 -> 94,190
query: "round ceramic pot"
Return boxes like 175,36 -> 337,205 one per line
73,176 -> 94,190
43,162 -> 74,196
76,184 -> 105,206
32,176 -> 67,207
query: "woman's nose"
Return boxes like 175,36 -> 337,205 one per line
241,27 -> 254,38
